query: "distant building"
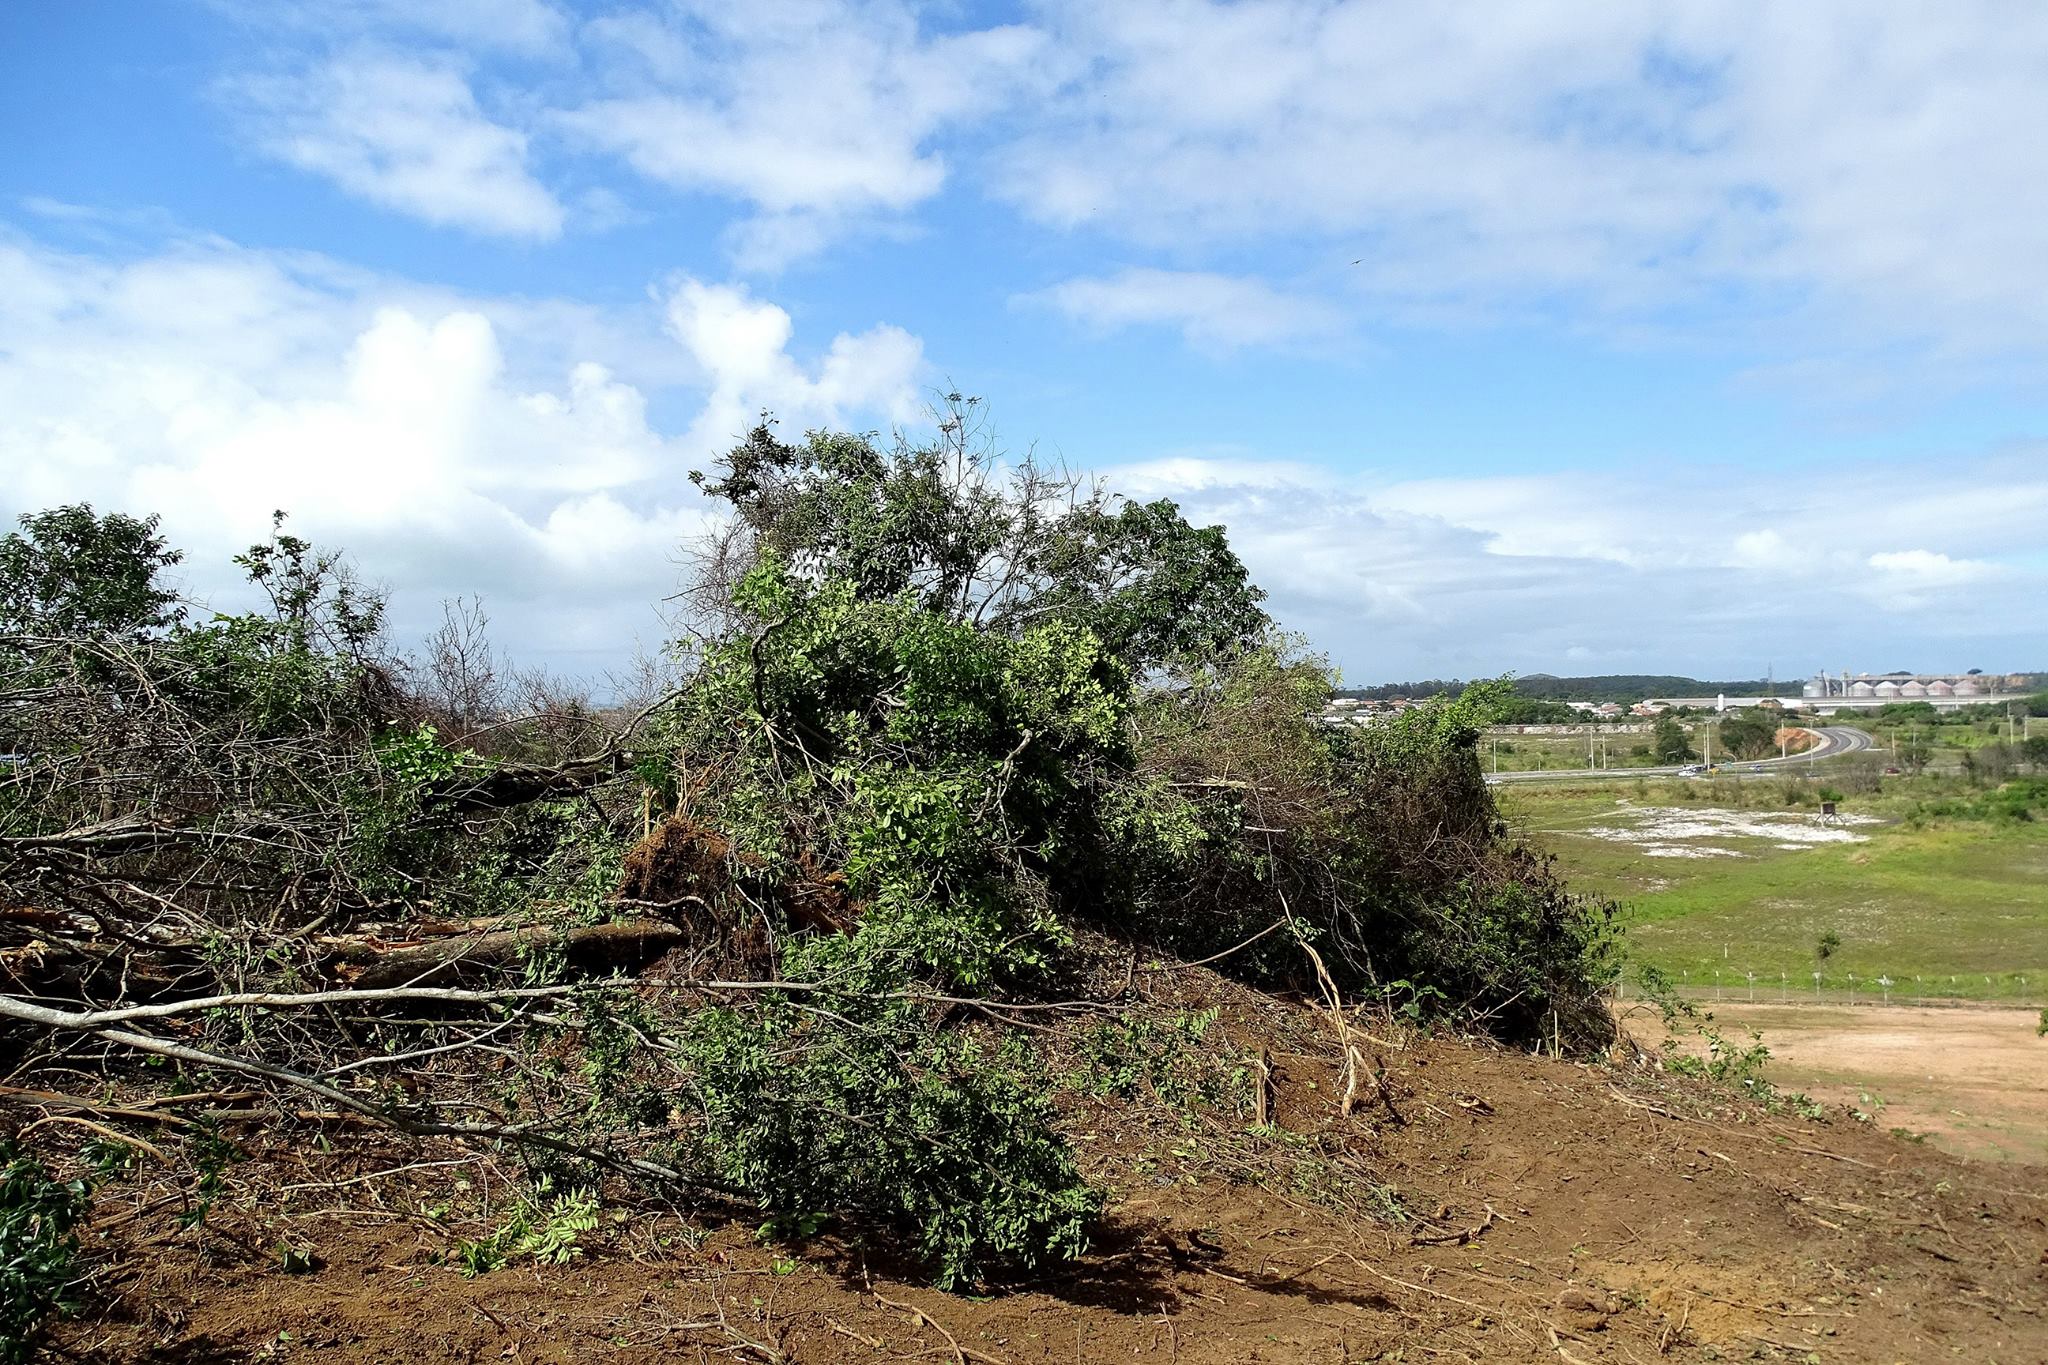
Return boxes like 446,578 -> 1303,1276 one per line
1806,669 -> 2025,698
1649,670 -> 2028,716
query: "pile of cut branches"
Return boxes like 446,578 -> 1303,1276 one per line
0,403 -> 1615,1355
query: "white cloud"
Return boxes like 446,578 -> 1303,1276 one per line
1093,454 -> 2048,679
231,53 -> 565,239
0,231 -> 923,668
1024,268 -> 1345,350
663,278 -> 925,456
190,1 -> 2048,364
1112,455 -> 1335,494
557,2 -> 1052,264
994,2 -> 2048,366
1866,549 -> 1993,585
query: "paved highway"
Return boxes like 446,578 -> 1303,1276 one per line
1484,724 -> 1875,785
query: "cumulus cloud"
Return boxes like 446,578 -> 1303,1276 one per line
1023,268 -> 1345,350
0,230 -> 923,668
663,278 -> 925,459
229,52 -> 565,239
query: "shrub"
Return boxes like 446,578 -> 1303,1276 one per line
677,980 -> 1099,1288
1115,658 -> 1618,1048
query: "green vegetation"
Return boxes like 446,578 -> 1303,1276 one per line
1815,700 -> 2048,779
1652,715 -> 1695,764
1507,777 -> 2048,1001
0,409 -> 1616,1293
1714,709 -> 1783,761
1632,966 -> 1785,1105
454,1185 -> 601,1276
0,1146 -> 90,1365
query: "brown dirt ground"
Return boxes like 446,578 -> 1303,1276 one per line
1637,999 -> 2048,1165
35,979 -> 2048,1365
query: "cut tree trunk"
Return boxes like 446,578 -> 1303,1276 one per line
320,919 -> 684,990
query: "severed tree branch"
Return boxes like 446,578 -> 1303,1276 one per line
0,990 -> 735,1194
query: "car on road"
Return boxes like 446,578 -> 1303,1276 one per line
1677,764 -> 1703,777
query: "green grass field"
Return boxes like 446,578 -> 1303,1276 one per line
1480,733 -> 1663,773
1502,778 -> 2048,1003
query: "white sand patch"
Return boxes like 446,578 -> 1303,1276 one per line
1575,806 -> 1878,851
1640,845 -> 1746,859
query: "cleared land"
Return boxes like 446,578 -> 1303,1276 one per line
45,975 -> 2048,1363
1632,1000 -> 2048,1164
1504,781 -> 2048,1001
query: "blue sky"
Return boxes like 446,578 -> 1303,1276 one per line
4,1 -> 2046,684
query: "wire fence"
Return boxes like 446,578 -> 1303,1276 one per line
1614,964 -> 2043,1009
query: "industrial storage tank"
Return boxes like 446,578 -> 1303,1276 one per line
1954,678 -> 1982,696
1849,680 -> 1876,697
1900,680 -> 1928,697
1873,681 -> 1901,698
1927,679 -> 1955,696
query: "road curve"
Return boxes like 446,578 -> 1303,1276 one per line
1485,724 -> 1874,785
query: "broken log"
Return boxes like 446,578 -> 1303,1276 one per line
320,919 -> 685,990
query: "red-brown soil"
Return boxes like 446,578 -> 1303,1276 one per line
38,978 -> 2048,1364
1639,999 -> 2048,1165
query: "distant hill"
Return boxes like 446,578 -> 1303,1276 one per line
1336,674 -> 1774,704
